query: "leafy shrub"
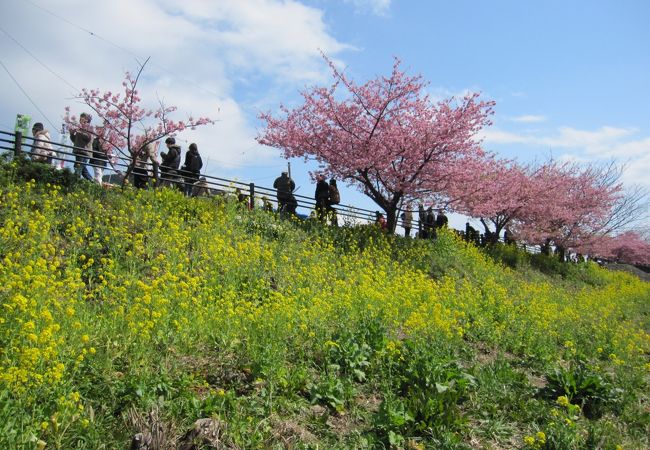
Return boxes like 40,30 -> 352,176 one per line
307,373 -> 350,413
485,242 -> 530,269
543,359 -> 622,419
0,155 -> 84,192
375,340 -> 476,444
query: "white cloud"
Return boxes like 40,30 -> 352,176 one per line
481,125 -> 650,188
0,0 -> 350,170
511,114 -> 546,123
480,129 -> 533,145
342,0 -> 391,16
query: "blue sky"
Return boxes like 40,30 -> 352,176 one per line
1,0 -> 648,228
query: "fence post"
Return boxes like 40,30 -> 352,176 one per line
14,131 -> 22,158
249,182 -> 255,210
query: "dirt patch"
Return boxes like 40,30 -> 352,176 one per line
525,372 -> 547,390
270,417 -> 318,448
326,412 -> 358,437
355,393 -> 382,413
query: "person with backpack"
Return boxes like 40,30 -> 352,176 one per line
327,178 -> 340,226
181,143 -> 203,196
273,171 -> 295,214
160,137 -> 181,188
314,175 -> 330,223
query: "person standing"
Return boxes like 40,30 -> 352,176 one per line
90,123 -> 110,185
435,209 -> 448,229
401,207 -> 413,237
273,171 -> 295,213
327,179 -> 340,226
418,204 -> 425,238
132,143 -> 159,189
160,137 -> 181,187
314,175 -> 330,222
424,207 -> 436,239
30,122 -> 56,164
181,143 -> 203,195
375,211 -> 388,231
70,112 -> 93,181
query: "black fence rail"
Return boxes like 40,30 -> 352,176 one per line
1,130 -> 394,226
0,129 -> 542,254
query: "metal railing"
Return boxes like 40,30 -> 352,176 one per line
0,129 -> 542,253
1,130 -> 385,226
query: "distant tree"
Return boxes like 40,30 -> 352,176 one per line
586,231 -> 650,265
258,56 -> 494,231
447,158 -> 537,243
64,59 -> 213,185
513,161 -> 631,260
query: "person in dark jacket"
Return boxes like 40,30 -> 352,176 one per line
435,209 -> 448,229
327,179 -> 339,226
70,112 -> 93,181
273,171 -> 295,214
181,143 -> 203,196
90,136 -> 109,185
314,175 -> 330,222
375,211 -> 388,231
418,204 -> 425,238
423,207 -> 436,239
160,137 -> 182,188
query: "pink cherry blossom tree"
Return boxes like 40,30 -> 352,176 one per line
257,56 -> 495,231
64,59 -> 213,185
446,158 -> 539,243
512,161 -> 628,259
600,232 -> 650,265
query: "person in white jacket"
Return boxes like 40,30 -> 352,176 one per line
31,122 -> 56,164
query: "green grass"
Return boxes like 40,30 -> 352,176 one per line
0,159 -> 649,449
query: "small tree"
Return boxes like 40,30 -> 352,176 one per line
64,59 -> 213,185
258,56 -> 494,231
513,161 -> 626,259
447,158 -> 538,243
585,231 -> 650,265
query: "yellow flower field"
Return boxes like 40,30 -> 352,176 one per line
0,169 -> 648,449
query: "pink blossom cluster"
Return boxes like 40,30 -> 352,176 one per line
258,55 -> 649,264
258,56 -> 495,229
64,67 -> 213,178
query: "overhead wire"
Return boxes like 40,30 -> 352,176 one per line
22,0 -> 223,99
0,25 -> 79,92
0,59 -> 57,130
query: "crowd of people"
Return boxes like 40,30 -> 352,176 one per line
24,115 -> 458,237
26,113 -> 205,196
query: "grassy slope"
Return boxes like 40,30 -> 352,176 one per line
0,166 -> 649,449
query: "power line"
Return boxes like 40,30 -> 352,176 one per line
0,59 -> 57,130
22,0 -> 137,61
0,25 -> 78,92
23,0 -> 223,99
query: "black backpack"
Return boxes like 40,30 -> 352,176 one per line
329,184 -> 340,204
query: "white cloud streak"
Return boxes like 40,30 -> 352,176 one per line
510,114 -> 546,123
342,0 -> 391,16
481,125 -> 650,187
